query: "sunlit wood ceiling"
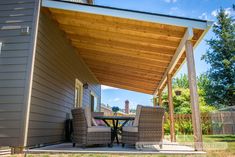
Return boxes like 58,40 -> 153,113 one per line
46,6 -> 205,94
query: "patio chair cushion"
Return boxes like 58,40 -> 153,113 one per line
87,126 -> 111,132
122,126 -> 138,132
133,105 -> 142,127
84,105 -> 92,127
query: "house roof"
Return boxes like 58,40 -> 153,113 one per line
42,0 -> 212,94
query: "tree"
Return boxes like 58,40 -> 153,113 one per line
161,74 -> 216,114
197,73 -> 214,105
173,74 -> 189,89
202,7 -> 235,107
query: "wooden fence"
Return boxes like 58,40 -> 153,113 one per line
168,111 -> 235,135
210,111 -> 235,134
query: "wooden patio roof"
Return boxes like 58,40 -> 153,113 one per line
42,0 -> 212,94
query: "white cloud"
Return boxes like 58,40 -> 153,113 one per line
113,98 -> 120,102
169,7 -> 185,16
101,85 -> 118,90
211,8 -> 234,17
164,0 -> 177,3
211,9 -> 218,17
198,12 -> 208,20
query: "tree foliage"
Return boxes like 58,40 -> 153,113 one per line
173,74 -> 189,89
162,74 -> 216,114
202,7 -> 235,107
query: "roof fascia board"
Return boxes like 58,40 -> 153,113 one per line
42,0 -> 209,29
154,27 -> 193,95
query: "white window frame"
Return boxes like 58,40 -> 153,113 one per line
75,79 -> 83,108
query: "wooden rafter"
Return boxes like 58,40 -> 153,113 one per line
42,1 -> 211,94
154,27 -> 194,95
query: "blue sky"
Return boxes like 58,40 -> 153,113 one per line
96,0 -> 234,109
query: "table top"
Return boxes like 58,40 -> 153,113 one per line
94,115 -> 135,120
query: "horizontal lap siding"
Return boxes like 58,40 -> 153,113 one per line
27,11 -> 101,146
0,0 -> 37,146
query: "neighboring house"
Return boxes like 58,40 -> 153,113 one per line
100,104 -> 127,116
0,0 -> 211,152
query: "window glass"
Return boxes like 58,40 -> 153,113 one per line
90,92 -> 98,112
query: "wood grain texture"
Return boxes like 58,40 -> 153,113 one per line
47,7 -> 205,94
186,40 -> 203,151
167,74 -> 176,142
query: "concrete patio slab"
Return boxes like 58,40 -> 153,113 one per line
26,142 -> 206,155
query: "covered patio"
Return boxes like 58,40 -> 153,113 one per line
26,141 -> 206,155
33,0 -> 212,153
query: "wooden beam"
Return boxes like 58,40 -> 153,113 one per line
100,81 -> 153,94
159,28 -> 209,91
157,54 -> 187,91
155,27 -> 193,95
96,75 -> 156,90
186,40 -> 203,151
167,74 -> 176,142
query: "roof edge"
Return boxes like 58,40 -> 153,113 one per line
42,0 -> 211,29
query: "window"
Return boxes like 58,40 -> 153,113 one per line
75,79 -> 83,108
90,91 -> 98,112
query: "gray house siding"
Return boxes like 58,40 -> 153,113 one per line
27,10 -> 101,146
0,0 -> 40,146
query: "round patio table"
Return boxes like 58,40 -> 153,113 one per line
94,116 -> 135,144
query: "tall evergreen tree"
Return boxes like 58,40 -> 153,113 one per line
202,7 -> 235,107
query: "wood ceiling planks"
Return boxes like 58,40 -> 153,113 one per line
77,47 -> 172,63
47,7 -> 204,94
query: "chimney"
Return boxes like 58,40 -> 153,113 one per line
125,100 -> 130,114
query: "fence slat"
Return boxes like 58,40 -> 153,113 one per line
165,111 -> 235,135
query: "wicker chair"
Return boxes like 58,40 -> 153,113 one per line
71,107 -> 111,148
122,106 -> 165,149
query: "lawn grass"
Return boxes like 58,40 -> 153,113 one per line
175,134 -> 235,157
0,146 -> 9,150
6,135 -> 235,157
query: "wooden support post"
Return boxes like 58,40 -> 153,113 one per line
158,89 -> 162,106
186,40 -> 203,151
153,95 -> 157,106
158,89 -> 165,140
11,147 -> 24,154
167,74 -> 176,142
